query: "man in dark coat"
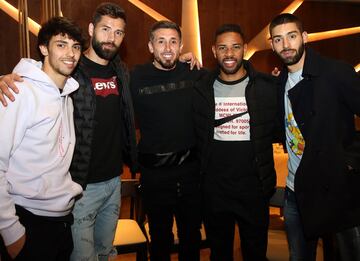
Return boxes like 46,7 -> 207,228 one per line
192,24 -> 278,261
269,13 -> 360,261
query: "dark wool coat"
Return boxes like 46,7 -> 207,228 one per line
192,61 -> 278,199
277,48 -> 360,237
70,55 -> 137,189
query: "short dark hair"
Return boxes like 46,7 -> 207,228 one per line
92,2 -> 126,26
149,20 -> 182,41
214,24 -> 245,42
269,13 -> 304,37
37,16 -> 84,62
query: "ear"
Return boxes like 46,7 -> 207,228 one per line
88,23 -> 94,38
39,45 -> 49,57
270,40 -> 275,51
243,43 -> 248,56
211,45 -> 217,58
179,43 -> 184,54
148,41 -> 154,54
302,31 -> 308,44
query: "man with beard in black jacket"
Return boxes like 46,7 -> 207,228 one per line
130,21 -> 207,261
192,24 -> 278,261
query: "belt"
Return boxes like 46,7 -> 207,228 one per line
139,148 -> 196,169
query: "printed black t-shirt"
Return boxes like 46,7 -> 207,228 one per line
131,62 -> 206,154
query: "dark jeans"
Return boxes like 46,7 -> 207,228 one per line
203,194 -> 269,261
0,205 -> 73,261
284,187 -> 318,261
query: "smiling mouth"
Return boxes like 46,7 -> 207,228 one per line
162,53 -> 174,59
223,59 -> 237,67
62,60 -> 76,67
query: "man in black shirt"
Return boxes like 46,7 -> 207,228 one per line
131,21 -> 206,261
192,24 -> 278,261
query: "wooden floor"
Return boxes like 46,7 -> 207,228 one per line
112,144 -> 324,261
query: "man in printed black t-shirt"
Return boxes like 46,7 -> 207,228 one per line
0,3 -> 137,261
131,21 -> 206,261
192,24 -> 278,261
68,4 -> 137,260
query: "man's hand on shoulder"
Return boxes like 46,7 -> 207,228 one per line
271,67 -> 281,77
0,73 -> 22,107
179,52 -> 202,70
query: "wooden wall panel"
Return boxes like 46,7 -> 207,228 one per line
0,1 -> 359,75
0,0 -> 41,74
197,0 -> 294,69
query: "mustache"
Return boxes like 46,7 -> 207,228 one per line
101,42 -> 116,48
281,48 -> 296,54
222,57 -> 237,61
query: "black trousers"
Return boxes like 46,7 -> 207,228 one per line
203,194 -> 269,261
0,205 -> 73,261
140,161 -> 202,261
321,225 -> 360,261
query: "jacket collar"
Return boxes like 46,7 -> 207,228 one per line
278,47 -> 321,84
195,60 -> 254,106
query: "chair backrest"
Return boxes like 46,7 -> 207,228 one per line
114,179 -> 148,259
121,179 -> 145,224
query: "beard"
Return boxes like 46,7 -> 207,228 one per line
92,37 -> 119,61
279,44 -> 305,66
153,55 -> 177,70
218,58 -> 244,75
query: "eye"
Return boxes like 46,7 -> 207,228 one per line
233,45 -> 241,50
73,45 -> 81,51
171,39 -> 178,44
289,34 -> 297,39
115,30 -> 124,36
273,38 -> 281,44
218,46 -> 226,51
57,43 -> 65,48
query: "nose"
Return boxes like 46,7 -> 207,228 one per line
164,42 -> 171,51
107,32 -> 115,42
225,47 -> 234,57
67,47 -> 75,57
283,37 -> 289,48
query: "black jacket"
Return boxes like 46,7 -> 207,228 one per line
277,48 -> 360,237
192,61 -> 278,198
70,55 -> 137,189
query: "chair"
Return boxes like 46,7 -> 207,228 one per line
113,179 -> 148,261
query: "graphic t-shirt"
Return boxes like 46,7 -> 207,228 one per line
285,69 -> 305,191
81,56 -> 123,183
214,77 -> 250,141
206,75 -> 260,203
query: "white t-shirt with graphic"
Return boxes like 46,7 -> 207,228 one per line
285,69 -> 305,191
214,77 -> 250,141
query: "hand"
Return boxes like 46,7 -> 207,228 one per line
7,234 -> 26,259
271,67 -> 280,77
0,73 -> 22,106
179,52 -> 202,70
